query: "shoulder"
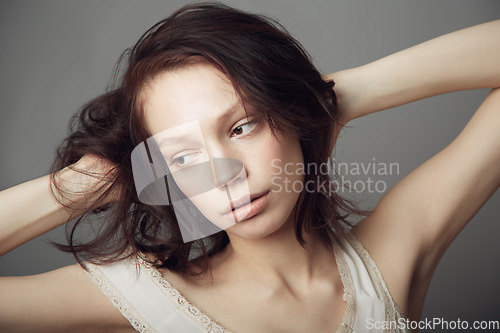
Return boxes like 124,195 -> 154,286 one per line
0,263 -> 134,332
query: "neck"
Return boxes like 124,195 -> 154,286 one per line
216,215 -> 335,290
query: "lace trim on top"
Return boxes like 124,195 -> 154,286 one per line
342,231 -> 407,329
138,251 -> 354,333
333,235 -> 356,333
82,262 -> 157,333
136,256 -> 230,333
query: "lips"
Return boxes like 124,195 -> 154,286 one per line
222,191 -> 268,215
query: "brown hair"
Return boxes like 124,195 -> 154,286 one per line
50,2 -> 365,275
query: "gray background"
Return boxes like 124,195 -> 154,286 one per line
0,0 -> 499,329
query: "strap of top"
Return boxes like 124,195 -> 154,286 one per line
334,231 -> 407,333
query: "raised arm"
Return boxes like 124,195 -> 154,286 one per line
0,155 -> 118,256
325,19 -> 500,123
0,156 -> 129,332
324,19 -> 500,321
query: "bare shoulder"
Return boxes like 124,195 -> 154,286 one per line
0,264 -> 134,332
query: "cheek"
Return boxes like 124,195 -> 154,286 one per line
258,132 -> 304,185
246,129 -> 305,222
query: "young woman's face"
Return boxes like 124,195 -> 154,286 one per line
141,62 -> 304,241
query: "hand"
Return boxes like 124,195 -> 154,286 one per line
323,69 -> 364,153
53,154 -> 121,211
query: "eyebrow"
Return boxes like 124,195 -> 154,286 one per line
156,136 -> 189,147
156,101 -> 244,147
217,100 -> 245,123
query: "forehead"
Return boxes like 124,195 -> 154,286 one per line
140,63 -> 240,136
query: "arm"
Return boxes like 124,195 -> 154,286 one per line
0,157 -> 127,331
324,19 -> 500,320
0,265 -> 131,332
0,155 -> 118,256
356,87 -> 500,320
0,174 -> 72,256
325,19 -> 500,124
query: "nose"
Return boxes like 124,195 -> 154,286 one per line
205,140 -> 246,188
211,158 -> 245,188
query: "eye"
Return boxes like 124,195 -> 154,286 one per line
231,120 -> 257,137
170,151 -> 201,167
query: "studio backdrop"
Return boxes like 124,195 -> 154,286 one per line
0,0 -> 499,327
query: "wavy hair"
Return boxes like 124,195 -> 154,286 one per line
50,2 -> 365,276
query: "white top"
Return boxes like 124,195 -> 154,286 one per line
82,232 -> 407,332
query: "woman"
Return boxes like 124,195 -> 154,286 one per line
1,2 -> 499,332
